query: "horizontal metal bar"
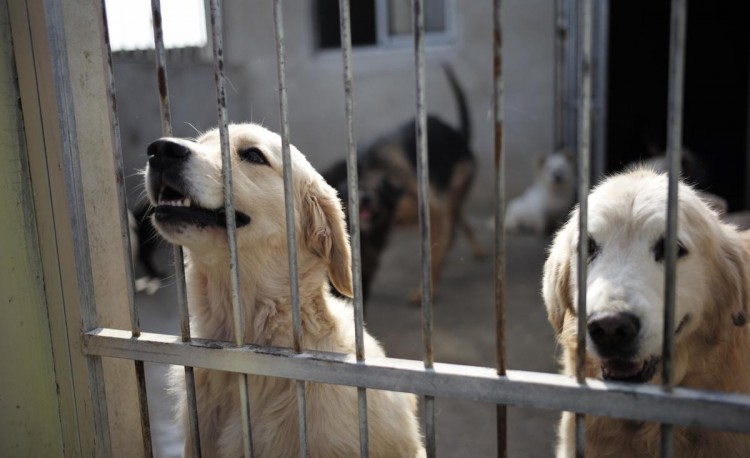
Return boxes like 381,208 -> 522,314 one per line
83,328 -> 750,433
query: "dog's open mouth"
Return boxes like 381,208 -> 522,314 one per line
601,357 -> 659,383
154,185 -> 251,228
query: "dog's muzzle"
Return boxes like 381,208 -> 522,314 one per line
146,139 -> 251,229
587,312 -> 659,383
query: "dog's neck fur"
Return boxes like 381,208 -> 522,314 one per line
185,248 -> 337,349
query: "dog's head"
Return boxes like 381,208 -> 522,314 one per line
537,149 -> 575,189
145,123 -> 353,297
543,168 -> 749,384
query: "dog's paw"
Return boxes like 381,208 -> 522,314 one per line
135,276 -> 162,295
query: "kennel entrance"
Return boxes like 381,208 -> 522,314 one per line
4,0 -> 750,456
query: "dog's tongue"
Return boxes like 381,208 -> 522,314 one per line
602,359 -> 642,379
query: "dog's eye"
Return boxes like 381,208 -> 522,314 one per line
654,237 -> 688,262
587,237 -> 600,263
239,147 -> 268,165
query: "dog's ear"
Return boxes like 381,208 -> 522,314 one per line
716,230 -> 749,327
542,218 -> 575,334
302,179 -> 354,298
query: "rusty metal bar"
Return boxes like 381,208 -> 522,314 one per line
207,1 -> 254,456
660,0 -> 687,456
492,0 -> 508,456
565,0 -> 580,150
99,1 -> 153,455
411,0 -> 435,456
575,0 -> 593,456
337,0 -> 369,456
272,1 -> 308,456
554,0 -> 569,150
493,0 -> 508,457
150,1 -> 202,455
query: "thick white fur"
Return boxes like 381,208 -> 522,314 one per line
505,151 -> 575,234
542,169 -> 750,457
147,123 -> 424,457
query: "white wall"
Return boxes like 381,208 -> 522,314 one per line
116,0 -> 554,211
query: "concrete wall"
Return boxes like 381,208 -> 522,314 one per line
116,0 -> 554,211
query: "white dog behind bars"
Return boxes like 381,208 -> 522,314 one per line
145,123 -> 424,457
543,168 -> 750,457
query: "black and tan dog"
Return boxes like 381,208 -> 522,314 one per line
324,65 -> 483,305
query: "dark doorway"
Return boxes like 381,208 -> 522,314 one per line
607,0 -> 750,210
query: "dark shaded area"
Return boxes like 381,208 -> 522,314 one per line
607,0 -> 750,210
316,0 -> 376,48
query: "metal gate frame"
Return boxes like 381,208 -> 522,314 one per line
8,0 -> 750,457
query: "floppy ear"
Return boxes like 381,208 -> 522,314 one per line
302,179 -> 353,298
542,219 -> 575,334
716,230 -> 749,327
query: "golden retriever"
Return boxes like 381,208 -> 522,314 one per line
542,168 -> 750,457
145,123 -> 424,457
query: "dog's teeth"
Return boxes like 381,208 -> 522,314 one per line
183,197 -> 191,207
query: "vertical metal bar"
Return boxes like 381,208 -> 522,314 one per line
207,1 -> 254,457
99,1 -> 153,454
591,0 -> 609,180
412,1 -> 435,456
272,1 -> 308,456
150,1 -> 203,456
554,0 -> 569,150
660,0 -> 687,456
565,0 -> 580,149
337,0 -> 369,456
492,1 -> 507,457
575,0 -> 593,456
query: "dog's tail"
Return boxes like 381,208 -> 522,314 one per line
442,64 -> 471,143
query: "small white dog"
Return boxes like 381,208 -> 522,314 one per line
145,123 -> 424,457
505,150 -> 575,234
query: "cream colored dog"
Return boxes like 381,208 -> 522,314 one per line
505,150 -> 576,235
543,169 -> 750,457
145,123 -> 424,457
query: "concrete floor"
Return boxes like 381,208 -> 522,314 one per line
136,220 -> 560,457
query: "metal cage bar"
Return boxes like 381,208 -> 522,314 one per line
411,0 -> 436,456
84,328 -> 750,433
337,0 -> 370,456
150,0 -> 203,455
99,1 -> 153,455
574,0 -> 593,456
272,1 -> 309,456
591,0 -> 609,180
660,0 -> 687,456
492,0 -> 508,456
554,0 -> 569,150
207,1 -> 255,456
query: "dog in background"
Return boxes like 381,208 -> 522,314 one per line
543,168 -> 750,456
505,149 -> 575,235
128,202 -> 165,295
146,123 -> 424,457
324,65 -> 483,304
323,160 -> 403,304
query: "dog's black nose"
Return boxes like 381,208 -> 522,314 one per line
147,139 -> 191,169
588,312 -> 641,358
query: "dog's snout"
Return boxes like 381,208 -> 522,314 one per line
587,312 -> 641,357
147,139 -> 191,169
